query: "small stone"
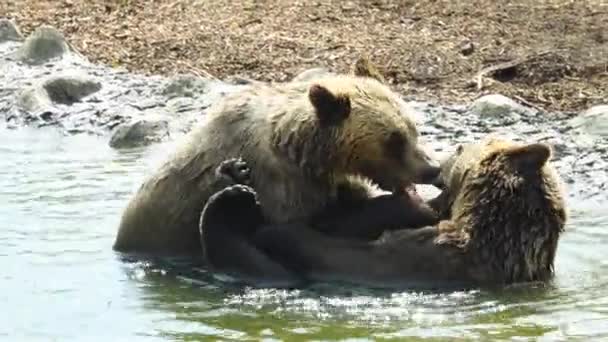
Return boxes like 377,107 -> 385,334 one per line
0,19 -> 23,42
459,40 -> 475,56
109,119 -> 170,149
16,26 -> 70,65
469,94 -> 532,120
18,74 -> 102,112
569,104 -> 608,139
291,67 -> 333,82
18,87 -> 52,113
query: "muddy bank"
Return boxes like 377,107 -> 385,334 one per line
0,21 -> 607,202
4,0 -> 606,112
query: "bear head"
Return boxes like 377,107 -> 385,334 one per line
432,136 -> 568,284
303,57 -> 441,193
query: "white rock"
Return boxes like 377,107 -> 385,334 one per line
469,94 -> 532,119
569,105 -> 608,139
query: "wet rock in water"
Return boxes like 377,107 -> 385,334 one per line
15,26 -> 70,65
162,75 -> 209,99
469,94 -> 533,121
292,67 -> 333,82
569,105 -> 608,140
18,74 -> 102,112
109,119 -> 170,149
0,19 -> 23,42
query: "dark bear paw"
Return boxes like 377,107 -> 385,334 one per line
199,184 -> 263,236
215,157 -> 251,186
209,184 -> 258,209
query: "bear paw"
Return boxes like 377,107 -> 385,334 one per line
200,184 -> 263,237
210,184 -> 258,209
215,157 -> 251,186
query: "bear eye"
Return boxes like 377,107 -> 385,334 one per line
385,131 -> 406,161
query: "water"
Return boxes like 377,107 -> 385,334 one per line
1,125 -> 607,341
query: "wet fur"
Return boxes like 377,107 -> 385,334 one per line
200,137 -> 567,288
113,58 -> 439,256
431,138 -> 567,284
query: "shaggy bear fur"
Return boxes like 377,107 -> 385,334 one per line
114,57 -> 441,256
200,137 -> 567,288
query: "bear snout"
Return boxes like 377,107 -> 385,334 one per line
415,164 -> 442,186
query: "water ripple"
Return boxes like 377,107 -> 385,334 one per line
0,126 -> 607,340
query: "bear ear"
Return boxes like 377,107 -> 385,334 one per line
351,56 -> 386,83
308,84 -> 351,125
504,143 -> 552,170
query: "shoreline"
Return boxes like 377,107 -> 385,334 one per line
2,0 -> 606,113
0,21 -> 607,203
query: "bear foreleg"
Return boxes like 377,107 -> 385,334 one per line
198,184 -> 302,287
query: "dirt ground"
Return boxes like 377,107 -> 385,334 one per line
2,0 -> 607,112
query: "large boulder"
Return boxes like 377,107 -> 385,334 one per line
15,26 -> 70,65
18,74 -> 102,112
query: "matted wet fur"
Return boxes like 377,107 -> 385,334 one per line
199,136 -> 567,288
114,57 -> 440,256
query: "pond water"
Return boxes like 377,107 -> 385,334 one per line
1,125 -> 607,341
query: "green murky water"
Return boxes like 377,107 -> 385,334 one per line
1,126 -> 607,341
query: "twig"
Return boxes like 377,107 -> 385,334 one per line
473,50 -> 555,91
513,95 -> 545,112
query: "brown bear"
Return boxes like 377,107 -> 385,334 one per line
113,57 -> 442,256
199,136 -> 568,288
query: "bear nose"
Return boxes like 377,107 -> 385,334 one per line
418,164 -> 441,185
431,173 -> 447,190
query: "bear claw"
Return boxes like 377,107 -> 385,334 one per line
208,184 -> 259,210
215,157 -> 251,185
200,184 -> 261,235
198,184 -> 263,240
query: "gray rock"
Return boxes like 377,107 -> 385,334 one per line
162,75 -> 209,99
109,119 -> 170,149
469,94 -> 532,120
459,40 -> 475,56
0,19 -> 23,43
18,74 -> 102,112
16,26 -> 70,65
569,104 -> 608,140
292,67 -> 333,82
